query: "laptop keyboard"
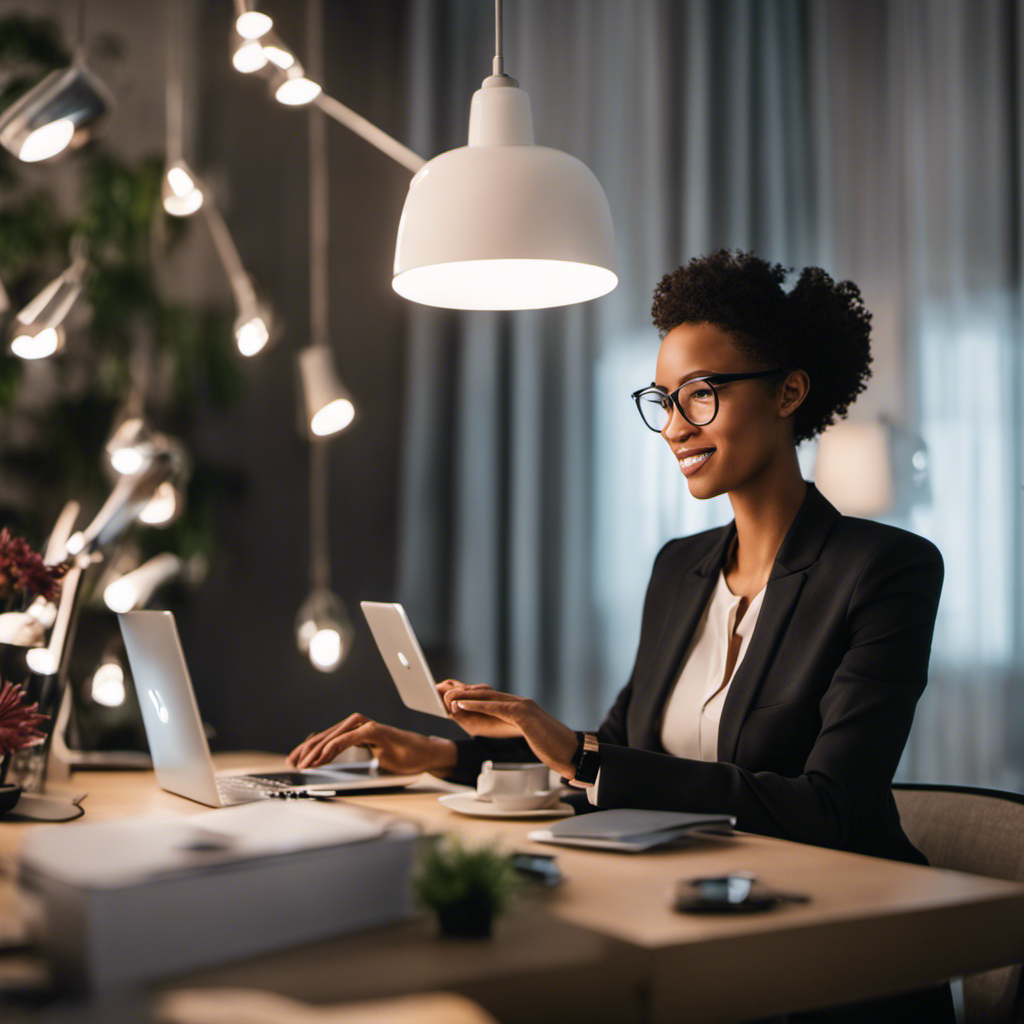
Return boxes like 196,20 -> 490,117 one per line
215,775 -> 295,801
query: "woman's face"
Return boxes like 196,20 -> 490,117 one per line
654,322 -> 804,501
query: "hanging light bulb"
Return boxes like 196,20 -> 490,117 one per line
90,658 -> 126,708
162,158 -> 205,217
103,553 -> 183,614
138,480 -> 184,526
235,4 -> 273,40
261,33 -> 298,70
231,36 -> 268,74
271,63 -> 322,106
8,252 -> 87,360
298,346 -> 355,438
296,589 -> 353,673
392,4 -> 617,311
0,63 -> 112,163
105,416 -> 164,476
234,292 -> 273,357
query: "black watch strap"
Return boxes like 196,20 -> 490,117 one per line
568,731 -> 599,788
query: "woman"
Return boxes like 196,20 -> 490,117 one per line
289,250 -> 953,1020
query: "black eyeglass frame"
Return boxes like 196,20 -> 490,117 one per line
631,368 -> 787,432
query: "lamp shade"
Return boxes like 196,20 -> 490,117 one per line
814,420 -> 893,518
0,63 -> 111,163
298,345 -> 355,438
393,77 -> 617,311
296,588 -> 353,673
9,258 -> 85,359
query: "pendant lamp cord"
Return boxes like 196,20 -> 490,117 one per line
308,0 -> 330,593
166,0 -> 184,164
493,0 -> 503,76
75,0 -> 86,60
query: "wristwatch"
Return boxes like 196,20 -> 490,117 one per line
568,731 -> 600,788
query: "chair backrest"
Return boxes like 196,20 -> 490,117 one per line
893,783 -> 1024,1024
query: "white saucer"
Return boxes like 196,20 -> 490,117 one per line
438,792 -> 574,820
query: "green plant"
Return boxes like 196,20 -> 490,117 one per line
412,835 -> 522,936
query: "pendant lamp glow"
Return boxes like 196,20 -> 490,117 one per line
9,253 -> 87,360
0,62 -> 111,163
162,158 -> 204,217
235,2 -> 273,40
393,53 -> 617,310
299,345 -> 355,438
296,588 -> 353,672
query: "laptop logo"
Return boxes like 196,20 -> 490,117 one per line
397,651 -> 411,670
148,689 -> 170,724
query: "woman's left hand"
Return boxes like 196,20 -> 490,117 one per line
438,681 -> 579,779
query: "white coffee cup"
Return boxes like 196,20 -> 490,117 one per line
476,761 -> 559,811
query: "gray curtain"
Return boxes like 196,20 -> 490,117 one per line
397,0 -> 1024,788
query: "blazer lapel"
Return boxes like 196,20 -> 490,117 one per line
635,522 -> 735,750
716,484 -> 842,764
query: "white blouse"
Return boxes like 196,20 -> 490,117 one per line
589,568 -> 766,805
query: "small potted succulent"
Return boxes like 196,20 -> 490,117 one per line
412,836 -> 522,939
0,680 -> 48,814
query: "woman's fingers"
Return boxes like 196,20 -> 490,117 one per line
290,713 -> 369,768
450,697 -> 524,724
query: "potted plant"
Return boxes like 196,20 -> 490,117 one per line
0,528 -> 67,649
0,679 -> 48,814
412,836 -> 522,939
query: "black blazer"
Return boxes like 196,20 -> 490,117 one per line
453,483 -> 944,865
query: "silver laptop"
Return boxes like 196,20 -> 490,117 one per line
118,610 -> 417,806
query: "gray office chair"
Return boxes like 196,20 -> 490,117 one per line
893,783 -> 1024,1024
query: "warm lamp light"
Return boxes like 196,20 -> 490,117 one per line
0,63 -> 112,163
271,65 -> 321,106
91,659 -> 126,707
298,346 -> 355,438
162,159 -> 204,217
392,65 -> 617,310
814,421 -> 893,518
103,553 -> 183,614
8,252 -> 87,360
296,589 -> 353,673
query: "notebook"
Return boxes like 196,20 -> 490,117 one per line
528,808 -> 736,852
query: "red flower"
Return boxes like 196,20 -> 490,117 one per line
0,529 -> 68,604
0,680 -> 48,756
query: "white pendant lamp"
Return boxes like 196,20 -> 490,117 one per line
0,62 -> 111,163
392,1 -> 617,311
9,250 -> 87,360
298,345 -> 355,438
103,553 -> 183,613
234,1 -> 273,41
162,158 -> 204,217
296,588 -> 353,673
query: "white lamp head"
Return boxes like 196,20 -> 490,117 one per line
235,5 -> 273,40
393,76 -> 617,311
231,35 -> 269,74
270,64 -> 322,106
0,62 -> 112,163
103,553 -> 183,614
298,345 -> 355,439
296,588 -> 353,673
162,158 -> 205,217
233,290 -> 273,357
10,323 -> 65,361
8,255 -> 87,360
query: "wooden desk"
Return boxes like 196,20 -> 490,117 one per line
3,755 -> 1024,1024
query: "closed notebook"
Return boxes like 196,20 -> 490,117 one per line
528,808 -> 735,852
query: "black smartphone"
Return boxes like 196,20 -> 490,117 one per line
674,874 -> 809,914
511,852 -> 564,887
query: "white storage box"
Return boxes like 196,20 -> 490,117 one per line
18,800 -> 420,990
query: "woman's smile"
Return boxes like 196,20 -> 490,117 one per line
676,446 -> 716,475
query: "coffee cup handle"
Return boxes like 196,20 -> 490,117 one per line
476,761 -> 496,800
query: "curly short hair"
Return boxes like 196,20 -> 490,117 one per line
651,249 -> 873,444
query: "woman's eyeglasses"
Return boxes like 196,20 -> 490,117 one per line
631,369 -> 786,433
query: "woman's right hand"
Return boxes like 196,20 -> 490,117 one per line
286,714 -> 457,776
